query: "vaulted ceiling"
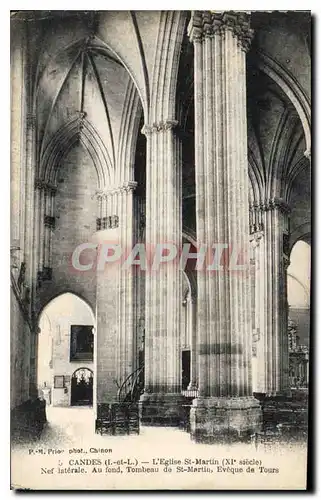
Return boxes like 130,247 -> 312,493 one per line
36,36 -> 133,177
29,10 -> 186,188
246,66 -> 308,203
20,10 -> 310,208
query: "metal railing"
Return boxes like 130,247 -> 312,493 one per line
117,364 -> 144,403
117,365 -> 199,403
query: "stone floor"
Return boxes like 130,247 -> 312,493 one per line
11,406 -> 308,490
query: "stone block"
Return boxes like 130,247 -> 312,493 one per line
190,396 -> 262,443
139,392 -> 187,427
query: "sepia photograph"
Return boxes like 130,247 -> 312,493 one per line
10,8 -> 312,490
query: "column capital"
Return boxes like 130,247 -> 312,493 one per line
121,180 -> 138,193
264,198 -> 291,214
142,120 -> 178,136
35,179 -> 45,190
93,181 -> 137,199
249,230 -> 264,248
188,10 -> 254,51
252,198 -> 291,215
92,189 -> 104,201
34,179 -> 57,195
187,10 -> 205,43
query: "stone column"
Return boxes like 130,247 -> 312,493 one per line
93,224 -> 121,409
258,199 -> 291,396
187,293 -> 198,391
23,30 -> 38,301
24,113 -> 37,401
139,120 -> 185,426
23,55 -> 38,402
38,187 -> 45,270
93,182 -> 137,416
133,195 -> 145,365
188,11 -> 261,441
116,182 -> 137,384
249,210 -> 265,394
249,236 -> 257,393
29,325 -> 40,400
11,26 -> 24,248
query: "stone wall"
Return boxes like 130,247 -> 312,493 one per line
36,144 -> 99,313
10,288 -> 31,409
51,315 -> 94,407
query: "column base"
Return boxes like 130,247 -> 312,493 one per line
190,396 -> 262,443
139,392 -> 187,427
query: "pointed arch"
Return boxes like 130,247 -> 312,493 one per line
37,290 -> 95,325
256,49 -> 311,154
39,116 -> 113,188
289,222 -> 311,251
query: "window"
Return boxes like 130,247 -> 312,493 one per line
70,325 -> 94,361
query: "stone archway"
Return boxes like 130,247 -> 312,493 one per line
37,292 -> 95,407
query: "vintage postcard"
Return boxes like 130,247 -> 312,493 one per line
10,9 -> 311,490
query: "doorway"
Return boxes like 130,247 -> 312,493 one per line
71,368 -> 93,406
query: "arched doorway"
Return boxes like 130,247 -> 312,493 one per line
37,292 -> 95,407
71,368 -> 94,406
